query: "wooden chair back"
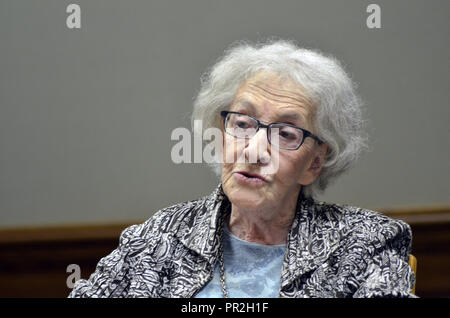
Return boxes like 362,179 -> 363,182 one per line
408,254 -> 417,294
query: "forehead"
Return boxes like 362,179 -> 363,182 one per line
231,71 -> 316,124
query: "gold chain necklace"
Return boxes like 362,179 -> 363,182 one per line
218,215 -> 229,298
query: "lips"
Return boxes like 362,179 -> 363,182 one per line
236,171 -> 267,182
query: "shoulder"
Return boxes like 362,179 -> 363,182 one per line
312,199 -> 410,234
118,194 -> 210,250
68,196 -> 211,298
299,199 -> 415,297
309,199 -> 412,256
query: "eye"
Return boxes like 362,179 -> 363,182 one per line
231,114 -> 255,129
278,127 -> 301,140
280,131 -> 295,139
236,119 -> 250,128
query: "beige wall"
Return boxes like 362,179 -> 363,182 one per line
1,0 -> 449,227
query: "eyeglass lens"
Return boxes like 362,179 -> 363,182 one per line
225,113 -> 304,149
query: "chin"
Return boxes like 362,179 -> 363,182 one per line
225,186 -> 268,210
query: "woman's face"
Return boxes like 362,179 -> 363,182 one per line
221,72 -> 328,211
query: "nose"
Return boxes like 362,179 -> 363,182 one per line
244,128 -> 271,164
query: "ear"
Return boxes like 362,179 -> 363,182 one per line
298,143 -> 329,186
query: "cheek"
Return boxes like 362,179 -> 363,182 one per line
222,135 -> 245,163
275,152 -> 310,183
221,136 -> 238,180
221,163 -> 232,183
223,135 -> 234,154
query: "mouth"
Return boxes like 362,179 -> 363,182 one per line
235,171 -> 268,182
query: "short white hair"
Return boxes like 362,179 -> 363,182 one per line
192,38 -> 368,198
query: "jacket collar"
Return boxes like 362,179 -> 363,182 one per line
175,184 -> 341,284
175,183 -> 230,264
280,196 -> 341,288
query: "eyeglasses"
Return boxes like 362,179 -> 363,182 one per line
220,111 -> 323,150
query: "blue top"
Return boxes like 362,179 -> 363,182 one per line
195,223 -> 286,298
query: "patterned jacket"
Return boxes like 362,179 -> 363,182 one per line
69,184 -> 416,298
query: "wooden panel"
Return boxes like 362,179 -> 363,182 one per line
0,206 -> 449,298
383,206 -> 450,298
0,223 -> 135,298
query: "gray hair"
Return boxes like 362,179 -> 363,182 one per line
192,38 -> 368,198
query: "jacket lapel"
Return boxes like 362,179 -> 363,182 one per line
281,196 -> 342,291
175,183 -> 230,265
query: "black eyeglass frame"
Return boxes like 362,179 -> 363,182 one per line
220,110 -> 324,150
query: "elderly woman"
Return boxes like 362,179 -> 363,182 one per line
69,39 -> 416,298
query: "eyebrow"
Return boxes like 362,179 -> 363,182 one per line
234,99 -> 256,111
276,111 -> 302,122
234,99 -> 304,124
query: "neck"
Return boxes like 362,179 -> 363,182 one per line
226,195 -> 298,245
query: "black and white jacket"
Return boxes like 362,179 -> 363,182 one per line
69,184 -> 416,298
